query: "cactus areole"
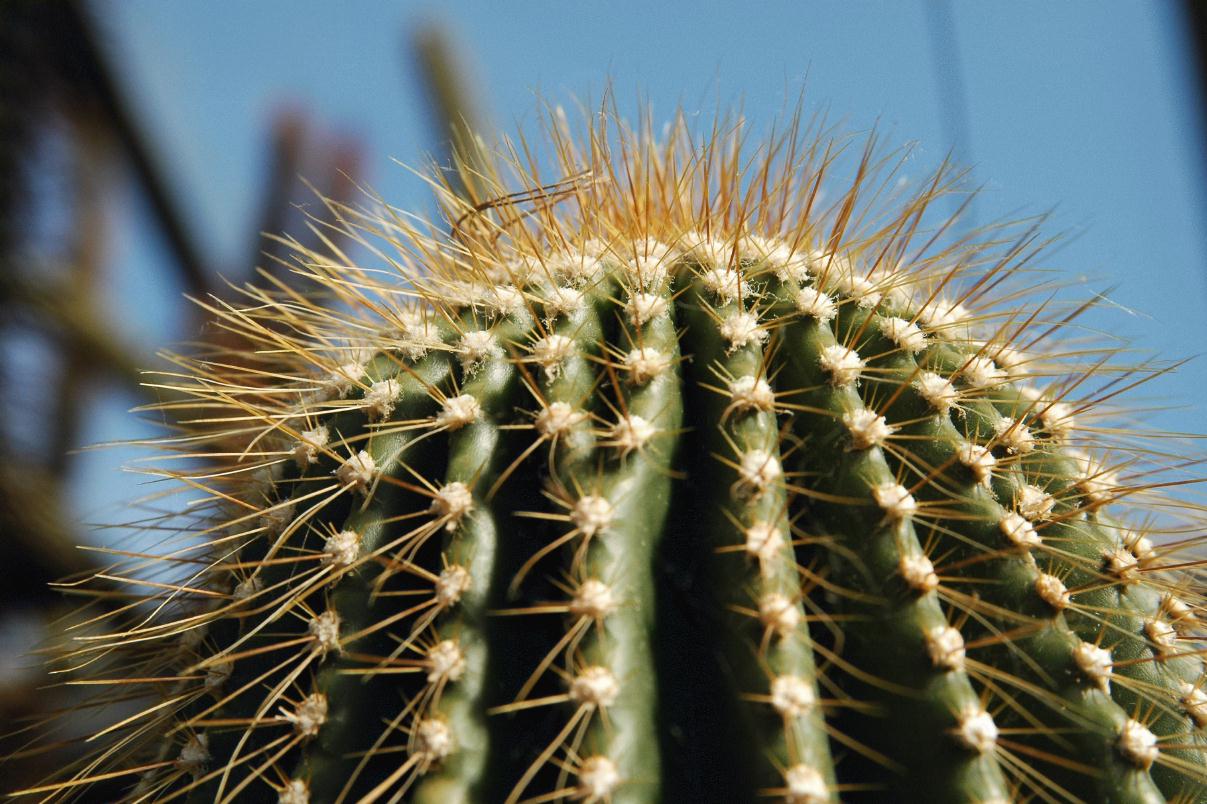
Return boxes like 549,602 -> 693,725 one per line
13,109 -> 1207,803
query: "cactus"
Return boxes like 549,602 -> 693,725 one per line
10,108 -> 1207,804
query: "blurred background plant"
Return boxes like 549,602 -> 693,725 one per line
3,0 -> 1207,792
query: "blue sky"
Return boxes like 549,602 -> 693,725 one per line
76,1 -> 1207,525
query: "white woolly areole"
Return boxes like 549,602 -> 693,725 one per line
324,360 -> 366,398
682,232 -> 736,268
432,481 -> 474,530
1035,573 -> 1070,612
623,347 -> 670,385
204,660 -> 233,691
831,272 -> 882,308
784,764 -> 829,804
728,375 -> 775,414
844,409 -> 894,450
1165,595 -> 1198,627
323,529 -> 362,568
308,610 -> 341,653
1144,618 -> 1178,654
1073,641 -> 1113,692
436,565 -> 472,609
609,414 -> 656,456
570,666 -> 620,708
1104,547 -> 1139,582
571,579 -> 618,620
282,693 -> 328,737
626,239 -> 671,289
962,356 -> 1005,389
572,495 -> 615,537
550,250 -> 604,286
993,416 -> 1034,454
999,512 -> 1041,551
925,625 -> 967,671
458,329 -> 500,371
626,291 -> 668,327
335,450 -> 376,493
292,425 -> 329,468
485,284 -> 526,317
700,267 -> 749,304
795,286 -> 837,323
415,718 -> 454,762
919,297 -> 971,335
743,235 -> 812,283
1039,399 -> 1077,439
531,334 -> 575,377
916,372 -> 959,413
879,317 -> 928,353
818,344 -> 864,387
536,401 -> 586,438
1073,452 -> 1118,504
1017,484 -> 1055,521
577,756 -> 621,802
955,708 -> 998,753
873,482 -> 917,520
737,450 -> 782,495
363,379 -> 401,421
1117,719 -> 1159,769
437,394 -> 481,430
1180,682 -> 1207,727
956,442 -> 996,486
899,553 -> 939,593
745,521 -> 786,563
719,311 -> 767,352
759,592 -> 802,637
427,639 -> 466,684
178,733 -> 210,774
278,779 -> 309,804
771,675 -> 817,717
541,285 -> 585,318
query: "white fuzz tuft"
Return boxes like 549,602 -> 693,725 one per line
570,666 -> 620,708
818,344 -> 864,387
719,311 -> 767,352
795,286 -> 837,323
745,521 -> 786,563
308,611 -> 341,654
485,284 -> 526,316
292,425 -> 329,468
1104,547 -> 1139,583
536,401 -> 586,438
608,414 -> 656,456
1117,719 -> 1159,769
458,329 -> 500,371
831,271 -> 882,308
550,250 -> 604,286
919,297 -> 972,335
916,372 -> 959,414
324,360 -> 367,398
541,285 -> 585,318
577,756 -> 621,802
415,718 -> 454,762
177,733 -> 210,775
572,495 -> 615,537
282,693 -> 328,737
879,316 -> 928,353
956,442 -> 996,486
363,379 -> 401,421
954,708 -> 998,753
998,512 -> 1041,551
770,675 -> 817,718
335,450 -> 376,493
784,764 -> 828,804
737,450 -> 782,496
873,482 -> 917,521
622,347 -> 670,385
531,334 -> 575,377
278,779 -> 309,804
962,356 -> 1006,389
322,529 -> 362,568
925,625 -> 967,672
1039,399 -> 1077,440
899,553 -> 939,593
1035,573 -> 1070,612
1144,619 -> 1178,654
1017,484 -> 1055,521
700,267 -> 749,304
843,409 -> 894,449
1073,452 -> 1118,504
1180,682 -> 1207,728
743,235 -> 812,283
625,239 -> 671,289
437,394 -> 481,430
728,375 -> 775,415
435,565 -> 472,609
683,233 -> 736,268
426,639 -> 466,684
431,482 -> 474,530
626,291 -> 668,327
570,579 -> 618,620
204,660 -> 233,691
1073,641 -> 1113,692
1128,532 -> 1156,564
759,592 -> 802,637
993,416 -> 1034,454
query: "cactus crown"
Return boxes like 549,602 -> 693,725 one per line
10,107 -> 1207,804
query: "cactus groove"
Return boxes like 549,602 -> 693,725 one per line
9,109 -> 1207,803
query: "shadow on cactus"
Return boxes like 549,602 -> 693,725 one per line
8,104 -> 1207,803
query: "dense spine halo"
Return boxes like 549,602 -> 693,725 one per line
8,105 -> 1207,803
